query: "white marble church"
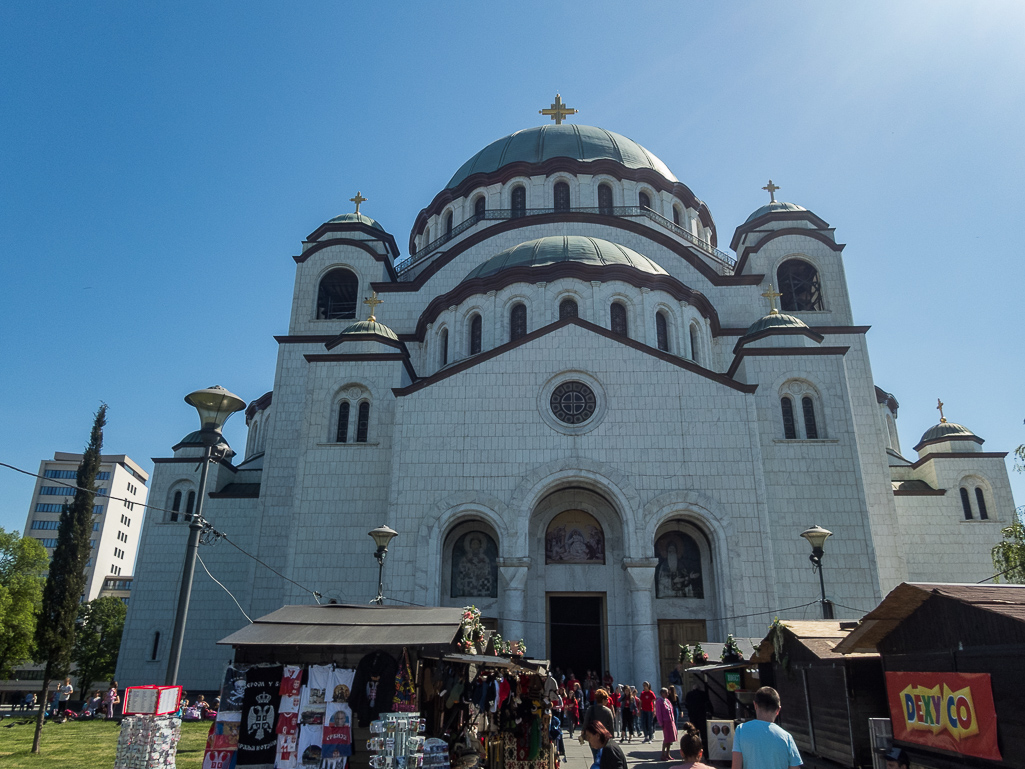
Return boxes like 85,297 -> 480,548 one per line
118,98 -> 1017,690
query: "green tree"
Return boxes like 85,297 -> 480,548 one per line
32,404 -> 106,753
992,509 -> 1025,583
0,530 -> 49,678
72,595 -> 127,695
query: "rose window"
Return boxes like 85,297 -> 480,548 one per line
549,381 -> 596,425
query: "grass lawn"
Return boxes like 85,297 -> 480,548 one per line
0,717 -> 211,768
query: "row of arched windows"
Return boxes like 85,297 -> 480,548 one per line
438,299 -> 703,366
959,486 -> 989,520
780,395 -> 819,440
169,490 -> 195,523
336,400 -> 371,443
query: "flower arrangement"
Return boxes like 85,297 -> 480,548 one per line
690,642 -> 709,665
459,606 -> 487,654
721,634 -> 744,663
678,644 -> 691,664
489,633 -> 526,658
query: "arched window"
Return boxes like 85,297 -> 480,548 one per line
170,491 -> 182,523
673,206 -> 682,226
510,303 -> 527,341
150,631 -> 160,661
554,181 -> 570,211
356,402 -> 370,443
778,259 -> 824,311
960,488 -> 973,520
639,191 -> 651,209
598,183 -> 613,215
655,312 -> 669,352
440,329 -> 449,366
444,211 -> 453,237
559,298 -> 579,319
474,196 -> 486,217
185,491 -> 196,521
781,397 -> 797,439
423,225 -> 430,247
975,488 -> 989,520
610,303 -> 628,336
689,325 -> 700,364
449,530 -> 499,598
802,397 -> 818,439
511,186 -> 526,218
336,402 -> 350,443
316,268 -> 359,320
469,314 -> 483,355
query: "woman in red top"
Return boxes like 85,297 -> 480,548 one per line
637,681 -> 657,743
609,686 -> 622,737
564,684 -> 580,737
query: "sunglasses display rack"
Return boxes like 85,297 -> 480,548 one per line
367,712 -> 427,769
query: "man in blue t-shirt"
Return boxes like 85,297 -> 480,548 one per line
732,686 -> 802,769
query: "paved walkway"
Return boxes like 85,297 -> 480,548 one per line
559,730 -> 732,769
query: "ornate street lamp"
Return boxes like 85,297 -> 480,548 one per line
165,385 -> 246,686
800,525 -> 834,620
369,525 -> 398,605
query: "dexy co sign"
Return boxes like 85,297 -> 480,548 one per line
885,671 -> 1002,761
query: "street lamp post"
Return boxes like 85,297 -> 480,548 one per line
368,525 -> 398,605
800,525 -> 834,620
164,385 -> 246,686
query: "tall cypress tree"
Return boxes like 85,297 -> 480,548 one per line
31,404 -> 106,753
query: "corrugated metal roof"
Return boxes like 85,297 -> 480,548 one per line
834,583 -> 1025,654
218,604 -> 464,649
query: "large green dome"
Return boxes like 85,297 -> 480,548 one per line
466,236 -> 667,281
447,125 -> 678,190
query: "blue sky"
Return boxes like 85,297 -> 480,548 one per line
2,1 -> 1022,541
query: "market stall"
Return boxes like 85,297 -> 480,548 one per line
209,604 -> 556,769
835,582 -> 1025,769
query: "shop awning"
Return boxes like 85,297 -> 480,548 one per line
218,604 -> 465,650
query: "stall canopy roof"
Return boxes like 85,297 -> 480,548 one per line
834,582 -> 1025,654
685,638 -> 762,674
751,620 -> 877,663
218,604 -> 465,649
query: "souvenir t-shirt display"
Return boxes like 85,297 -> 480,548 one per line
348,651 -> 398,727
280,666 -> 302,698
277,691 -> 301,736
237,665 -> 283,766
297,724 -> 323,769
274,733 -> 298,769
323,668 -> 355,758
218,665 -> 250,721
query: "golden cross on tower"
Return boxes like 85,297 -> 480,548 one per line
363,291 -> 383,322
762,180 -> 780,203
539,94 -> 578,125
349,191 -> 368,215
761,283 -> 782,315
937,398 -> 946,423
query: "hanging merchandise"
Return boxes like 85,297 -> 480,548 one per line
237,665 -> 284,766
349,650 -> 398,726
297,724 -> 323,768
367,712 -> 426,769
275,733 -> 298,769
394,647 -> 417,713
219,664 -> 250,722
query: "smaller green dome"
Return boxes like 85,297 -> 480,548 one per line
744,311 -> 809,337
466,236 -> 667,281
917,421 -> 979,446
341,319 -> 398,341
745,201 -> 808,223
327,212 -> 386,232
172,430 -> 232,453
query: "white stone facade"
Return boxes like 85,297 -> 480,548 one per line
117,124 -> 1015,692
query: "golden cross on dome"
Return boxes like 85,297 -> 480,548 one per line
937,398 -> 946,423
349,191 -> 368,214
539,94 -> 578,125
762,180 -> 780,203
363,291 -> 383,322
761,284 -> 782,315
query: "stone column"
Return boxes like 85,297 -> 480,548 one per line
498,558 -> 531,645
623,558 -> 660,686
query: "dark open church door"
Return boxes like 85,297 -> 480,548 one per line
548,594 -> 605,677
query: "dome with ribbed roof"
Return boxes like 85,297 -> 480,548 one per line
327,212 -> 386,232
447,125 -> 677,190
340,319 -> 398,341
744,311 -> 809,337
745,201 -> 808,223
915,421 -> 981,450
465,236 -> 667,281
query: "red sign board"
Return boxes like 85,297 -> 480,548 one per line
885,671 -> 1001,761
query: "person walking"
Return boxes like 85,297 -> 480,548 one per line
638,681 -> 657,743
580,688 -> 616,761
565,685 -> 580,738
683,682 -> 711,744
670,723 -> 715,769
731,687 -> 802,769
104,681 -> 120,720
656,687 -> 679,760
619,686 -> 635,742
584,722 -> 627,769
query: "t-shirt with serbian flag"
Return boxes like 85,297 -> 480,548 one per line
638,690 -> 656,712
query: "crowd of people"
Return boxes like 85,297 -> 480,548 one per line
546,667 -> 806,769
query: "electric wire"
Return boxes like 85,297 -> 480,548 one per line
198,553 -> 253,623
